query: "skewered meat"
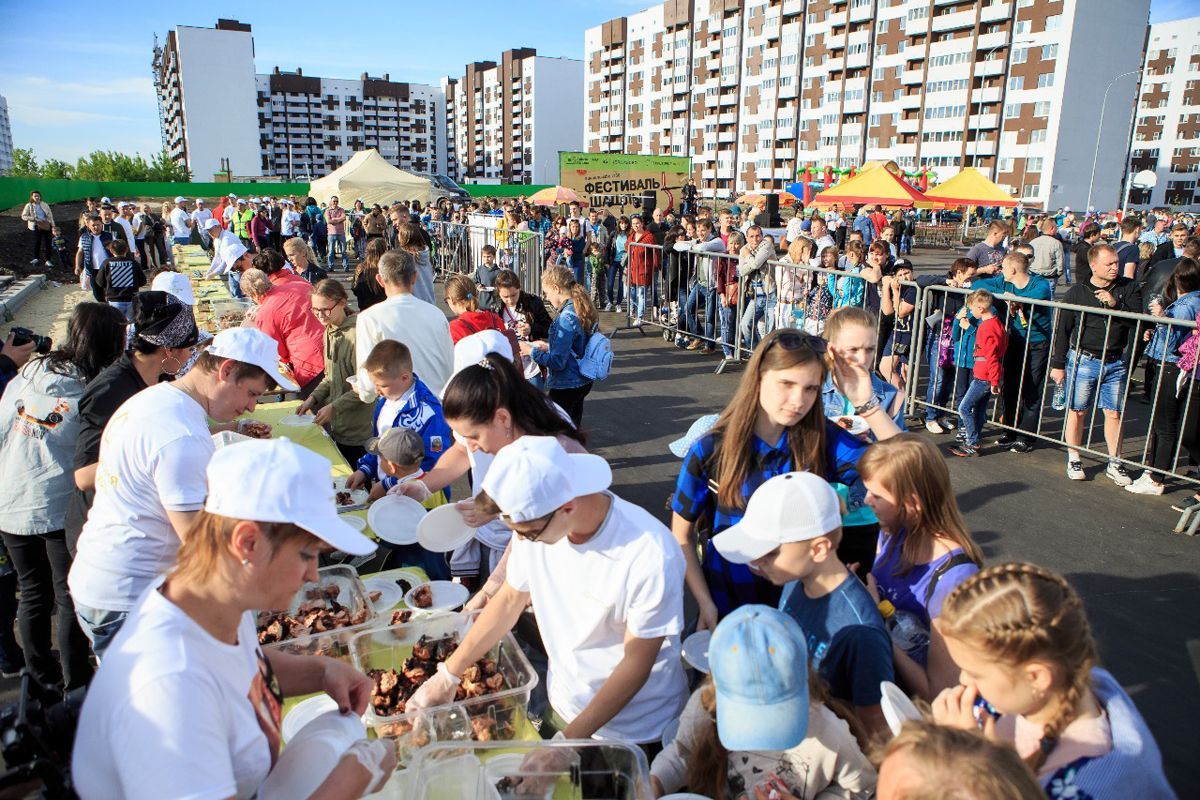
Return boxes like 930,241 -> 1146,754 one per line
390,610 -> 413,625
336,491 -> 353,506
240,420 -> 272,439
369,590 -> 382,603
256,581 -> 366,650
412,584 -> 434,608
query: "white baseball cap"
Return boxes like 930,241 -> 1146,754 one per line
100,196 -> 112,203
205,327 -> 300,391
205,438 -> 376,556
480,436 -> 611,523
224,241 -> 249,266
442,330 -> 514,398
174,196 -> 187,204
118,200 -> 134,208
712,472 -> 842,564
228,193 -> 237,199
202,218 -> 221,230
236,198 -> 247,205
151,271 -> 196,306
195,198 -> 206,205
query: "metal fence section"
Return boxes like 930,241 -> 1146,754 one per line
905,281 -> 1200,487
428,220 -> 544,297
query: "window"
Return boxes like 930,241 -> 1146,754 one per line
1042,44 -> 1059,60
998,157 -> 1014,172
1004,103 -> 1022,118
1022,183 -> 1040,197
1027,157 -> 1043,172
1015,20 -> 1030,35
1011,47 -> 1028,65
1034,101 -> 1051,117
1008,76 -> 1025,91
849,43 -> 869,56
1038,73 -> 1055,88
1030,129 -> 1047,143
876,19 -> 889,34
1046,14 -> 1062,31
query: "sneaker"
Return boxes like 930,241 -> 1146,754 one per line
1066,460 -> 1086,480
1171,496 -> 1200,513
44,260 -> 53,268
925,420 -> 945,434
955,428 -> 967,441
687,339 -> 703,350
996,433 -> 1017,447
950,444 -> 980,457
1125,473 -> 1165,495
674,336 -> 688,349
632,318 -> 643,328
29,258 -> 38,266
1105,461 -> 1133,486
1009,440 -> 1034,454
604,304 -> 614,312
938,417 -> 958,431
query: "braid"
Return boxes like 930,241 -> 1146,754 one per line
939,563 -> 1097,771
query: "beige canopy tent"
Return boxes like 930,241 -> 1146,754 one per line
307,149 -> 436,207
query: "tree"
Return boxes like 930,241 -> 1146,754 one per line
40,159 -> 75,180
147,149 -> 191,182
10,148 -> 39,176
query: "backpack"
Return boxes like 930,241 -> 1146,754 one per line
577,324 -> 613,382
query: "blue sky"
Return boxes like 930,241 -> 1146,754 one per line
1,0 -> 1196,163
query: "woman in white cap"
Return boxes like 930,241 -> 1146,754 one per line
68,327 -> 299,657
72,438 -> 392,800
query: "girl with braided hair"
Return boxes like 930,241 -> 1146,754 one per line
931,563 -> 1174,799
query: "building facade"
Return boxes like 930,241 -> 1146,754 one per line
154,19 -> 448,181
585,0 -> 1151,210
450,49 -> 584,185
1128,16 -> 1200,211
0,95 -> 13,176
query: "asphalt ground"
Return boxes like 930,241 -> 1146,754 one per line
587,288 -> 1199,795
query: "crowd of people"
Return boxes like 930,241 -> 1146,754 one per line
0,187 -> 1189,799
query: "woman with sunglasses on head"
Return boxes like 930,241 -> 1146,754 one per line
670,329 -> 902,631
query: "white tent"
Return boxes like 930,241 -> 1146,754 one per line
307,149 -> 436,207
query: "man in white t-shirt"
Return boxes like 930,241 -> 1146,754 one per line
168,196 -> 193,245
280,200 -> 301,241
68,327 -> 298,657
407,436 -> 687,749
192,199 -> 214,250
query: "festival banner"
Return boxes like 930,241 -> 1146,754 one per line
558,152 -> 692,211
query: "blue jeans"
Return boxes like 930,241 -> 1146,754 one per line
740,292 -> 767,349
719,300 -> 737,358
354,234 -> 367,261
606,262 -> 625,306
328,233 -> 348,270
686,283 -> 716,344
172,236 -> 190,246
1065,350 -> 1127,413
572,260 -> 586,287
630,285 -> 648,320
74,602 -> 129,661
228,271 -> 246,299
925,334 -> 955,421
900,234 -> 913,254
958,378 -> 994,446
108,301 -> 133,322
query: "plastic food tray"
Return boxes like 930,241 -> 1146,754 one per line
207,298 -> 252,330
348,611 -> 538,750
406,740 -> 653,800
259,564 -> 378,660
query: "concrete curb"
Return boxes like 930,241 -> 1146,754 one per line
0,274 -> 48,322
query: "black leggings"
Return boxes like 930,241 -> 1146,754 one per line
30,228 -> 52,261
548,383 -> 593,428
1147,362 -> 1200,477
1,531 -> 92,690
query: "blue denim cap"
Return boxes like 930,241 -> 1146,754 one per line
710,604 -> 809,751
668,414 -> 720,459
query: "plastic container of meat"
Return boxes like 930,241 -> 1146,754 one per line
347,611 -> 538,758
258,564 -> 378,660
406,740 -> 653,800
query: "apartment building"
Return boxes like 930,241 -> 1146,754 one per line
450,49 -> 584,185
0,95 -> 13,176
585,0 -> 1150,210
154,19 -> 448,181
1128,16 -> 1200,211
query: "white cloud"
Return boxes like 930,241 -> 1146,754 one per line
11,75 -> 155,101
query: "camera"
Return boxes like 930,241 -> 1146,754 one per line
9,328 -> 51,356
0,671 -> 85,799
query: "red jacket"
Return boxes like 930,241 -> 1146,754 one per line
449,310 -> 522,363
972,316 -> 1008,387
253,279 -> 326,387
627,231 -> 659,287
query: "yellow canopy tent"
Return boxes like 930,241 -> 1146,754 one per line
308,149 -> 436,207
923,168 -> 1018,208
811,161 -> 940,209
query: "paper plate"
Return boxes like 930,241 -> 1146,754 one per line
366,495 -> 426,545
831,415 -> 870,436
336,489 -> 369,512
281,694 -> 339,743
880,681 -> 922,736
340,515 -> 367,533
278,414 -> 315,426
681,630 -> 712,673
660,794 -> 713,800
416,503 -> 477,553
404,581 -> 469,612
362,576 -> 405,613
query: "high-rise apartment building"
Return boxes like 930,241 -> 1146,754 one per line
586,0 -> 1151,210
0,95 -> 13,176
154,19 -> 447,181
1128,16 -> 1200,211
450,49 -> 584,185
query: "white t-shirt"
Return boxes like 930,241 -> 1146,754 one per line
354,293 -> 454,399
192,208 -> 214,232
68,383 -> 214,611
73,580 -> 282,800
282,210 -> 301,236
169,207 -> 192,238
505,493 -> 687,743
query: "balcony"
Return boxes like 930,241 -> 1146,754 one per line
966,139 -> 996,156
902,68 -> 924,85
968,113 -> 999,129
972,86 -> 1002,104
976,30 -> 1008,50
975,59 -> 1005,77
980,2 -> 1012,23
932,9 -> 976,32
718,131 -> 736,143
898,117 -> 920,134
719,111 -> 738,124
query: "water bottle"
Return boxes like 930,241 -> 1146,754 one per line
878,600 -> 930,660
1051,380 -> 1067,412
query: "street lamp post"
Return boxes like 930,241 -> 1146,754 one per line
972,38 -> 1035,177
1086,70 -> 1140,213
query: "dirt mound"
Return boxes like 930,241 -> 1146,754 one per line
0,201 -> 86,282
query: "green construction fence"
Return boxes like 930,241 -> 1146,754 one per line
0,178 -> 309,212
462,184 -> 551,198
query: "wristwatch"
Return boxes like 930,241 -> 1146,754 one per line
854,396 -> 881,416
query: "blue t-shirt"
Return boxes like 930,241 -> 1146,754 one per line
871,530 -> 979,667
779,572 -> 893,707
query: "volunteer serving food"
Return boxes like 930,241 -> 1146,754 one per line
73,438 -> 392,800
407,436 -> 687,750
68,327 -> 299,656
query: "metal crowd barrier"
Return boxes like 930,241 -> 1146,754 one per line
905,281 -> 1200,491
427,220 -> 544,298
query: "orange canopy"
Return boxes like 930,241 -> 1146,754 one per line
923,167 -> 1018,207
811,162 -> 940,209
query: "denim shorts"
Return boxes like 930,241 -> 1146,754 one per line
1065,350 -> 1127,413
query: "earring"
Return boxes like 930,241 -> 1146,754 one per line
161,354 -> 183,376
241,558 -> 250,568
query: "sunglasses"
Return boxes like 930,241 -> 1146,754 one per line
764,331 -> 827,356
500,508 -> 558,542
